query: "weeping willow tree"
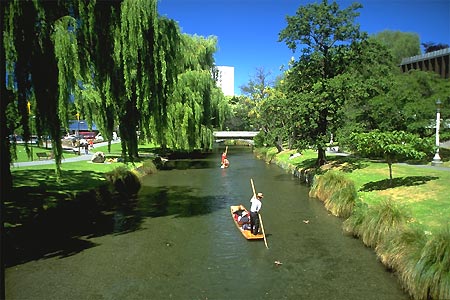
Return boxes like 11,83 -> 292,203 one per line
2,0 -> 230,189
3,1 -> 75,179
52,15 -> 82,134
165,34 -> 229,151
75,0 -> 121,153
144,16 -> 183,149
112,0 -> 186,160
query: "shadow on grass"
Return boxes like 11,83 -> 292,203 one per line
360,175 -> 439,191
6,168 -> 139,267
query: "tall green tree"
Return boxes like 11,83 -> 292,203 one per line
334,38 -> 397,142
371,30 -> 420,64
279,0 -> 364,166
257,86 -> 294,152
75,0 -> 122,152
337,42 -> 450,143
239,67 -> 274,132
223,95 -> 254,131
3,1 -> 75,178
165,34 -> 228,151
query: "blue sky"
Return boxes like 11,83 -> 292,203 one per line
157,0 -> 450,95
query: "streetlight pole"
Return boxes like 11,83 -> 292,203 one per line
432,99 -> 442,166
76,112 -> 80,155
27,101 -> 33,161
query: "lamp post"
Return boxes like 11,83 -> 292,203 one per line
432,99 -> 442,166
76,112 -> 80,155
27,101 -> 33,161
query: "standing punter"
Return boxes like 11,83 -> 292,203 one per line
249,192 -> 263,235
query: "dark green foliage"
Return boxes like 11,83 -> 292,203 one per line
253,131 -> 266,148
278,0 -> 364,166
422,42 -> 450,53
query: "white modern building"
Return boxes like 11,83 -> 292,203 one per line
215,66 -> 234,96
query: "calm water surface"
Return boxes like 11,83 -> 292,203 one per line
6,146 -> 409,299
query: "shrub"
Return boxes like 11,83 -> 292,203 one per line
105,166 -> 141,196
140,160 -> 157,175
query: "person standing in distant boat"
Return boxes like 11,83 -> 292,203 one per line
221,146 -> 228,163
221,146 -> 229,168
249,192 -> 263,235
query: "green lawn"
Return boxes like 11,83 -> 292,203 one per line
272,148 -> 450,232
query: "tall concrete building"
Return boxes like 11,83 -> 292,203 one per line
215,66 -> 235,96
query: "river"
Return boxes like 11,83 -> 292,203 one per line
5,145 -> 409,299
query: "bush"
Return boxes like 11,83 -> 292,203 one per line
140,160 -> 157,175
105,166 -> 141,196
253,131 -> 266,148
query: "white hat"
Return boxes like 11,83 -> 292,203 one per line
257,192 -> 264,198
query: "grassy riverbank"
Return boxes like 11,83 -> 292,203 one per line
6,142 -> 156,229
255,147 -> 450,300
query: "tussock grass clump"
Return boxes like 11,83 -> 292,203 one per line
309,170 -> 357,218
376,224 -> 426,272
343,198 -> 410,248
411,226 -> 450,300
342,200 -> 369,235
378,225 -> 450,300
105,166 -> 141,195
140,160 -> 157,175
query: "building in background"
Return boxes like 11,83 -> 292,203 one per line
400,48 -> 449,79
215,66 -> 235,96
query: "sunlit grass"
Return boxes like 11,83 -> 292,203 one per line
10,144 -> 79,162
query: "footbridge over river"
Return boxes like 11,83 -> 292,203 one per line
213,131 -> 259,144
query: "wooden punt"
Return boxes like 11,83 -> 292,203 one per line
230,205 -> 264,240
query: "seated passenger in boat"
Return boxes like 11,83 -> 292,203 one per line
238,211 -> 250,225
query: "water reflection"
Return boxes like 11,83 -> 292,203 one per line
137,185 -> 224,218
158,158 -> 215,170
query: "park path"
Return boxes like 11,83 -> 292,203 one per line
11,140 -> 449,171
11,140 -> 120,168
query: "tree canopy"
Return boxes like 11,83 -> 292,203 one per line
278,0 -> 364,166
347,130 -> 434,183
2,0 -> 229,189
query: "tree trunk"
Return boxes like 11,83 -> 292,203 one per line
274,141 -> 283,153
274,135 -> 283,153
388,162 -> 393,186
317,148 -> 327,166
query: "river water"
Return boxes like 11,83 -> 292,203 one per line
5,145 -> 409,299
